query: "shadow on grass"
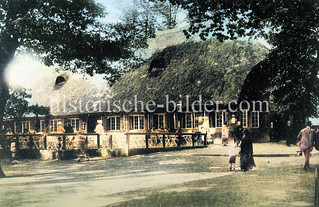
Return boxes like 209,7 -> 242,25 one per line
109,165 -> 315,207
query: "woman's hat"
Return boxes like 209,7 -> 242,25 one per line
97,120 -> 103,124
58,121 -> 63,126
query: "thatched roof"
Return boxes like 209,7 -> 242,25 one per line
112,39 -> 269,104
33,71 -> 111,116
6,56 -> 111,116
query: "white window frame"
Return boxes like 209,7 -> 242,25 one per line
106,116 -> 121,131
239,110 -> 248,128
14,121 -> 31,133
184,113 -> 192,129
216,111 -> 223,128
129,115 -> 144,130
50,119 -> 61,132
152,114 -> 165,130
39,120 -> 46,132
194,113 -> 199,128
70,118 -> 80,132
214,111 -> 227,128
14,122 -> 21,133
251,111 -> 260,128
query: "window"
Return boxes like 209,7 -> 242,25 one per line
209,111 -> 227,128
106,116 -> 121,131
14,122 -> 21,133
216,111 -> 223,128
70,118 -> 80,132
14,121 -> 31,133
129,115 -> 144,130
179,113 -> 201,129
252,111 -> 259,128
39,120 -> 46,132
50,119 -> 61,132
194,113 -> 200,128
209,112 -> 215,128
239,110 -> 248,128
186,113 -> 192,128
153,114 -> 164,129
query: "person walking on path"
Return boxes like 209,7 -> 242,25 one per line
297,122 -> 312,170
243,129 -> 255,169
222,123 -> 229,146
228,143 -> 240,171
229,115 -> 237,143
239,129 -> 254,172
234,121 -> 243,146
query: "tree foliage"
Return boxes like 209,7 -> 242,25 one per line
0,0 -> 135,125
4,88 -> 50,119
0,0 -> 132,75
152,0 -> 181,30
110,1 -> 157,74
167,0 -> 319,135
110,0 -> 183,78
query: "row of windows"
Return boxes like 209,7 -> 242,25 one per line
49,119 -> 80,132
107,115 -> 164,131
13,112 -> 260,133
210,111 -> 259,128
14,118 -> 81,133
108,112 -> 259,131
14,121 -> 30,133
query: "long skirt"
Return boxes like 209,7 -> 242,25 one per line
248,154 -> 256,169
240,153 -> 249,171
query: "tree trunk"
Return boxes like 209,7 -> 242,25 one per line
0,67 -> 9,178
0,44 -> 19,178
0,70 -> 9,129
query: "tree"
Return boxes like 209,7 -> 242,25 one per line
1,88 -> 50,178
152,0 -> 181,30
111,2 -> 157,75
166,0 -> 319,142
4,88 -> 31,119
0,0 -> 135,177
4,88 -> 50,119
109,0 -> 184,80
0,0 -> 133,127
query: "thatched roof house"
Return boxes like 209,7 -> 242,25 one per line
5,40 -> 270,137
112,39 -> 269,104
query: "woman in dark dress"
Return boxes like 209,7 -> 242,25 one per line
240,129 -> 255,171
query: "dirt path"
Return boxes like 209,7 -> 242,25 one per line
0,143 -> 315,207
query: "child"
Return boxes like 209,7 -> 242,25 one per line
229,145 -> 240,171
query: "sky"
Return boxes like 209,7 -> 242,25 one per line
96,0 -> 134,23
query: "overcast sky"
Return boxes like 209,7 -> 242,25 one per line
96,0 -> 133,23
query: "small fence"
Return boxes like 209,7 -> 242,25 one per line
126,132 -> 207,150
0,132 -> 207,158
0,133 -> 107,152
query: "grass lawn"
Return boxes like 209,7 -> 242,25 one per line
110,159 -> 315,207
